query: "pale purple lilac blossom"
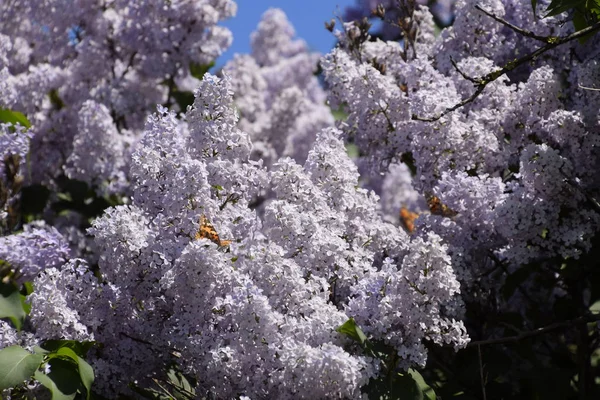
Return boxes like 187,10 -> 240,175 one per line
0,0 -> 236,191
323,1 -> 600,284
224,9 -> 334,166
0,221 -> 70,284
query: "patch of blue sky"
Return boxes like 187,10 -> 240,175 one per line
216,0 -> 356,67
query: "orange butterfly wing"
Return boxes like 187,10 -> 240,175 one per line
195,215 -> 231,247
426,195 -> 458,217
399,206 -> 419,234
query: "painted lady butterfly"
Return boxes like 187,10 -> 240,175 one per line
399,206 -> 419,234
195,215 -> 232,247
426,195 -> 458,217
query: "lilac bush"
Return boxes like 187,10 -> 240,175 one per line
1,0 -> 600,398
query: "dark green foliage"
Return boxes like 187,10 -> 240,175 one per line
544,0 -> 600,41
422,234 -> 600,399
0,280 -> 27,330
0,109 -> 31,128
337,318 -> 437,399
131,367 -> 197,400
0,341 -> 95,399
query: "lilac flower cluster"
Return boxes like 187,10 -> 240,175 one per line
0,122 -> 31,234
0,0 -> 236,191
323,0 -> 600,280
344,0 -> 456,39
224,9 -> 334,165
0,221 -> 71,284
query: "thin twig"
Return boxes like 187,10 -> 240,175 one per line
579,83 -> 600,91
468,314 -> 600,347
475,5 -> 550,42
413,19 -> 600,122
497,321 -> 523,335
450,56 -> 482,84
120,331 -> 181,354
162,377 -> 197,399
560,171 -> 600,214
151,378 -> 176,399
477,345 -> 487,400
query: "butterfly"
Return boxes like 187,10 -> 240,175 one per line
426,195 -> 458,218
399,206 -> 419,234
195,215 -> 232,247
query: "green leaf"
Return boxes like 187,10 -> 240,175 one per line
591,0 -> 600,15
545,0 -> 586,16
364,371 -> 423,400
407,369 -> 437,400
41,339 -> 96,358
394,372 -> 424,400
332,109 -> 348,121
0,109 -> 31,128
49,89 -> 65,111
590,299 -> 600,313
165,367 -> 196,399
572,9 -> 596,42
34,370 -> 76,400
56,192 -> 73,202
0,346 -> 43,390
35,358 -> 83,400
346,144 -> 359,159
336,317 -> 368,345
0,282 -> 27,330
75,354 -> 94,399
189,61 -> 215,80
41,346 -> 94,398
172,89 -> 195,112
48,347 -> 81,364
22,281 -> 34,296
33,345 -> 50,355
130,385 -> 173,400
531,0 -> 538,17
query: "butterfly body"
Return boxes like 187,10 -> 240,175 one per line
426,195 -> 458,217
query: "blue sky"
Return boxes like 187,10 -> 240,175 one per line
216,0 -> 357,67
